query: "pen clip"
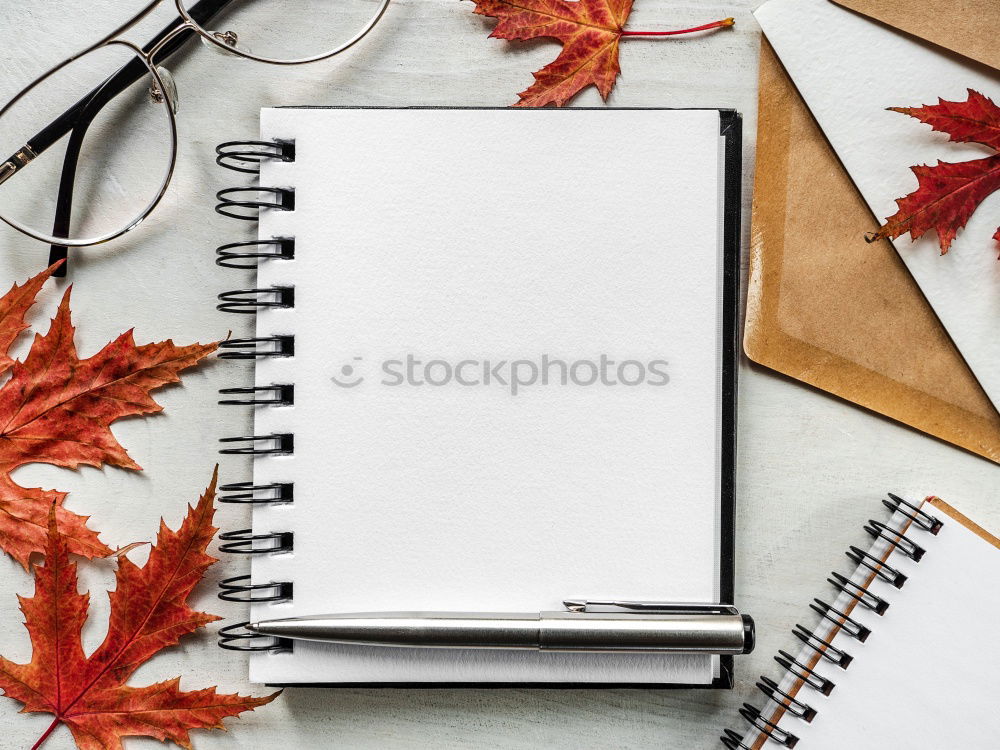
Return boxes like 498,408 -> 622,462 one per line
562,599 -> 739,615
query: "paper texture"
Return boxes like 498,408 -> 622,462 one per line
755,0 -> 1000,413
247,108 -> 728,684
741,497 -> 1000,749
745,40 -> 1000,462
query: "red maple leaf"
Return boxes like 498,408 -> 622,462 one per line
470,0 -> 733,107
0,469 -> 278,750
870,89 -> 1000,255
0,263 -> 217,568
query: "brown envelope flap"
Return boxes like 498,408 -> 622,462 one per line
831,0 -> 1000,71
745,40 -> 1000,463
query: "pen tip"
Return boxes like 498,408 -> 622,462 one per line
562,599 -> 587,612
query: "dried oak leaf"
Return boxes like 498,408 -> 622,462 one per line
0,469 -> 278,750
870,89 -> 1000,254
0,263 -> 217,568
470,0 -> 733,107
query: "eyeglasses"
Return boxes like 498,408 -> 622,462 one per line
0,0 -> 390,273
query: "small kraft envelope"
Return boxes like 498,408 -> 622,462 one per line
746,0 -> 1000,463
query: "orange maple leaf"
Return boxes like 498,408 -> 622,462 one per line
470,0 -> 734,107
869,89 -> 1000,255
0,263 -> 217,568
0,469 -> 278,750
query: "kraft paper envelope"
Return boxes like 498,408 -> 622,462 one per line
746,29 -> 1000,463
755,0 -> 1000,411
832,0 -> 998,71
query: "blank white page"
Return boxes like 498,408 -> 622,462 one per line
248,108 -> 727,684
740,498 -> 1000,748
755,0 -> 1000,411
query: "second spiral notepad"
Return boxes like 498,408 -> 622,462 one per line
722,494 -> 1000,749
214,106 -> 744,687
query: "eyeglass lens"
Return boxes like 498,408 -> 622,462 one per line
0,43 -> 174,246
181,0 -> 390,63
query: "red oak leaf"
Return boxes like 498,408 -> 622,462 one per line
0,469 -> 278,750
889,89 -> 1000,151
0,263 -> 218,568
0,265 -> 53,376
470,0 -> 733,107
870,89 -> 1000,255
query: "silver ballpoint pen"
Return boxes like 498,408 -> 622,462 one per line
246,601 -> 755,655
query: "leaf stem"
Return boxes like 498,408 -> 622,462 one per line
31,718 -> 60,750
620,17 -> 734,36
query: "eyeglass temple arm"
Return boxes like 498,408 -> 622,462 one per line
31,0 -> 235,159
47,125 -> 88,270
7,0 -> 235,273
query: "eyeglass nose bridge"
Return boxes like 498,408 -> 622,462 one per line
139,18 -> 198,114
149,18 -> 250,62
199,28 -> 255,59
149,65 -> 179,114
210,29 -> 243,50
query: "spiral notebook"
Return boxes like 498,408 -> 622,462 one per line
214,107 -> 742,687
722,495 -> 1000,748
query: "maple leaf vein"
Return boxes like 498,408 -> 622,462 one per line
494,0 -> 618,32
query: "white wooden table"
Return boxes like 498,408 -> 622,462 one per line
0,1 -> 996,748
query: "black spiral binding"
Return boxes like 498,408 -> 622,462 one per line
216,139 -> 295,174
219,575 -> 294,603
215,186 -> 295,221
721,494 -> 942,748
219,481 -> 293,504
219,434 -> 294,455
218,336 -> 294,360
215,140 -> 297,653
219,622 -> 292,653
219,529 -> 294,554
755,677 -> 816,722
217,238 -> 295,269
217,287 -> 294,314
218,385 -> 294,406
